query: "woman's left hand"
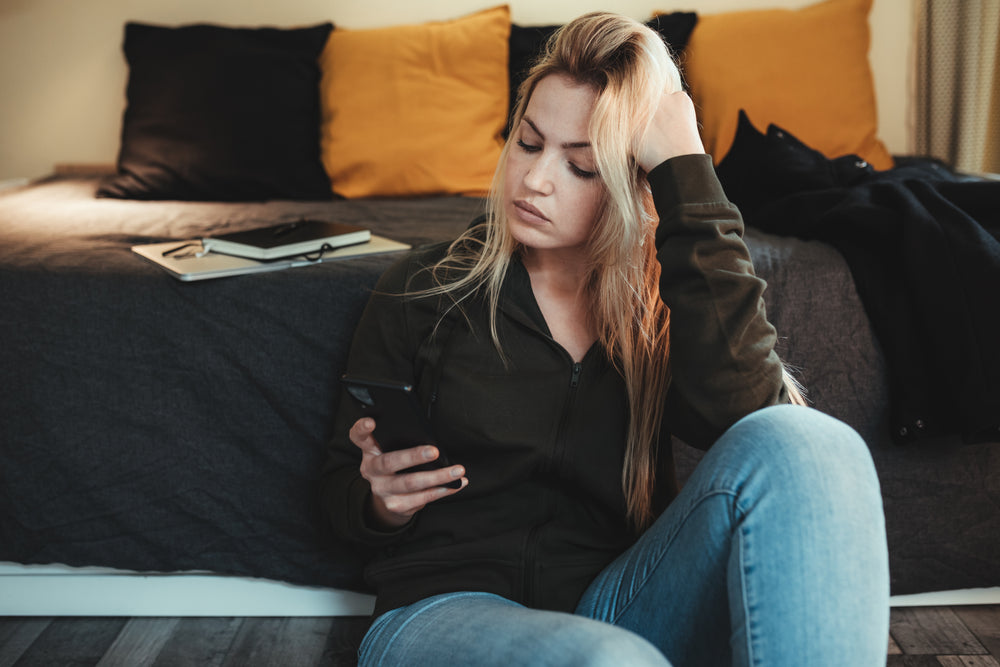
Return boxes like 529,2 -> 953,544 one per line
636,90 -> 706,173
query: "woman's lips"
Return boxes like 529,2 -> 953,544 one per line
513,200 -> 551,223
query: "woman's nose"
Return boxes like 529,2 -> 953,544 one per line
523,155 -> 555,194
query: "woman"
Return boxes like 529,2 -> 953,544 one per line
322,12 -> 889,666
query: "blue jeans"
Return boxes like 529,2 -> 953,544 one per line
359,405 -> 890,666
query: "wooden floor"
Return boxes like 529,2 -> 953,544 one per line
0,606 -> 997,666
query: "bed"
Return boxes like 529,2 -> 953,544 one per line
0,174 -> 481,595
1,0 -> 998,613
3,168 -> 997,602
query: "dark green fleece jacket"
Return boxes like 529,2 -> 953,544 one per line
321,154 -> 789,616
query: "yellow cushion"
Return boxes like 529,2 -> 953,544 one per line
682,0 -> 894,170
319,6 -> 510,198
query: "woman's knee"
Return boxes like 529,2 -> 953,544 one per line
551,621 -> 670,667
715,405 -> 883,520
730,405 -> 875,478
362,594 -> 671,667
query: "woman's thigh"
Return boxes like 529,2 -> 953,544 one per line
576,405 -> 889,667
360,591 -> 671,667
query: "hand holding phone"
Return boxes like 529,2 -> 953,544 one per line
348,417 -> 465,530
341,375 -> 462,490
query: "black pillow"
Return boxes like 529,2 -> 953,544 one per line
505,13 -> 698,135
97,22 -> 334,201
507,23 -> 560,130
646,12 -> 699,61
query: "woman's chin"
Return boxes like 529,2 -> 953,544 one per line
507,220 -> 547,250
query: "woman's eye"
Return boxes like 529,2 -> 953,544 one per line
515,137 -> 596,179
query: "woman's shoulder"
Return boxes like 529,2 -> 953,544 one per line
382,216 -> 490,290
406,239 -> 456,269
375,240 -> 453,293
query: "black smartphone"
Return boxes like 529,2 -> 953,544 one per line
341,374 -> 461,488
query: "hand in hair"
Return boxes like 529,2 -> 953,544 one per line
636,90 -> 705,173
349,417 -> 468,530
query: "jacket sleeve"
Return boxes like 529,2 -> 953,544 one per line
319,251 -> 426,548
650,154 -> 789,449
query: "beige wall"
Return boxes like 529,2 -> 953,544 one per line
0,0 -> 914,182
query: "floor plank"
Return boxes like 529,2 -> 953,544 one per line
222,618 -> 335,667
0,618 -> 52,667
955,606 -> 1000,660
887,656 -> 946,666
936,657 -> 1000,667
96,617 -> 179,667
13,617 -> 127,667
892,607 -> 989,656
318,617 -> 369,667
152,617 -> 243,667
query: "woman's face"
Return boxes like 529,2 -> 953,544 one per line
505,74 -> 605,260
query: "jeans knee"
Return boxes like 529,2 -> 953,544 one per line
741,405 -> 873,471
723,405 -> 882,514
554,624 -> 670,667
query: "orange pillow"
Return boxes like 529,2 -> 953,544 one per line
319,6 -> 510,198
681,0 -> 893,170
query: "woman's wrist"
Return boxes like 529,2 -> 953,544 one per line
364,492 -> 411,533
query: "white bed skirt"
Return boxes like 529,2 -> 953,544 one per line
0,562 -> 375,617
0,561 -> 996,616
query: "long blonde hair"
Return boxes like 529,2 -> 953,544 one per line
416,13 -> 680,529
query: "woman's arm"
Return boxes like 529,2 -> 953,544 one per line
640,93 -> 788,448
319,250 -> 466,544
651,155 -> 789,448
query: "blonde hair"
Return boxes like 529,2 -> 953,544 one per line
417,12 -> 681,529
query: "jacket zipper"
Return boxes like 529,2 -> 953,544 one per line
570,362 -> 582,388
523,359 -> 584,606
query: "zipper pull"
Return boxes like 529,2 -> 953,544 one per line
570,362 -> 582,388
427,389 -> 438,420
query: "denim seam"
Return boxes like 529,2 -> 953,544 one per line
732,501 -> 758,667
607,488 -> 742,627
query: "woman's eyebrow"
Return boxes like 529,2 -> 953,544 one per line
523,117 -> 591,150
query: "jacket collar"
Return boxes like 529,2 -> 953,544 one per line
498,254 -> 552,338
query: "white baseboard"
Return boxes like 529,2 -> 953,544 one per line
888,587 -> 1000,607
0,562 -> 996,616
0,562 -> 375,617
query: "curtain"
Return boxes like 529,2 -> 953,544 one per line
916,0 -> 1000,174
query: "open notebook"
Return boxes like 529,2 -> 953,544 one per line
132,235 -> 410,281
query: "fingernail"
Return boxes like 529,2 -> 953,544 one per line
451,466 -> 464,478
422,446 -> 437,460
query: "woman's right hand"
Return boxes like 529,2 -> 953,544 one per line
636,90 -> 705,173
350,417 -> 468,530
